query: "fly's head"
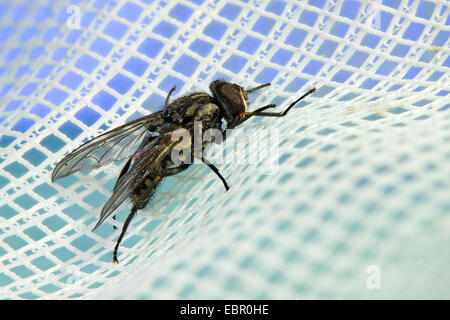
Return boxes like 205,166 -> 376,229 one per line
209,80 -> 270,128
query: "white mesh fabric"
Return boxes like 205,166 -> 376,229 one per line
0,0 -> 449,299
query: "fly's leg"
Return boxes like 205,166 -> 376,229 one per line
165,86 -> 177,106
246,82 -> 271,94
252,104 -> 278,113
221,104 -> 275,142
110,157 -> 134,231
165,163 -> 190,177
239,87 -> 316,118
231,104 -> 277,128
113,206 -> 138,264
228,82 -> 272,127
194,153 -> 229,191
203,157 -> 230,191
224,88 -> 315,143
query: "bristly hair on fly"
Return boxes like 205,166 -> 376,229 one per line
52,80 -> 317,263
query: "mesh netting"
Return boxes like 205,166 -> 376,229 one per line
0,0 -> 449,299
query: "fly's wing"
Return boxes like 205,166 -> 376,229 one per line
51,112 -> 164,182
92,127 -> 190,230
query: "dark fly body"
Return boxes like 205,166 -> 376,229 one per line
52,80 -> 316,263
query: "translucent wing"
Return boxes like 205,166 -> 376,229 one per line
92,128 -> 189,230
51,112 -> 164,182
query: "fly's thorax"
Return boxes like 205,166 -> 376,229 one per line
162,93 -> 214,125
194,103 -> 222,130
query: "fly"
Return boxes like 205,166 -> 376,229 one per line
52,81 -> 316,263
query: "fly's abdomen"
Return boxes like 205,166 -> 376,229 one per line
130,169 -> 164,210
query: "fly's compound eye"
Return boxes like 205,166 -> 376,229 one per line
219,84 -> 240,103
219,83 -> 247,115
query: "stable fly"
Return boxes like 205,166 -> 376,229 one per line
52,80 -> 316,263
